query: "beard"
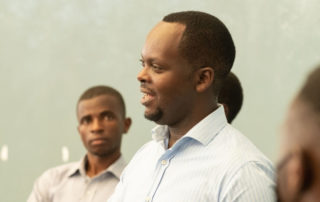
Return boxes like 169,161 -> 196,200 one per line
88,143 -> 119,158
91,148 -> 115,158
144,107 -> 163,122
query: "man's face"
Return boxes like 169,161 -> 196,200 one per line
277,100 -> 317,202
77,95 -> 129,158
277,100 -> 302,202
137,21 -> 196,126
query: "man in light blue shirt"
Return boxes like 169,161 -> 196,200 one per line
109,11 -> 275,202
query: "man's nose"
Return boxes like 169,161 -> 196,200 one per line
91,119 -> 104,134
137,66 -> 149,83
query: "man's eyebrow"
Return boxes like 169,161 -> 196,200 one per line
100,110 -> 114,115
79,114 -> 91,122
140,55 -> 157,63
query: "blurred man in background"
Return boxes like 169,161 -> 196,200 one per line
277,66 -> 320,202
28,85 -> 131,202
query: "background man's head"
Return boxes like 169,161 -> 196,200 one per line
218,72 -> 243,123
277,66 -> 320,202
138,11 -> 235,125
76,85 -> 131,159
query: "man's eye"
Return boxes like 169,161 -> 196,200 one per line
151,64 -> 163,72
139,59 -> 145,67
81,117 -> 91,125
102,113 -> 115,121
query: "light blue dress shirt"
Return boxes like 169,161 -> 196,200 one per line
109,106 -> 275,202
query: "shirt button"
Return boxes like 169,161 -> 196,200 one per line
161,160 -> 167,165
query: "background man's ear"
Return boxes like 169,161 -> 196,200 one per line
195,67 -> 214,93
286,148 -> 313,199
300,150 -> 313,192
123,117 -> 132,133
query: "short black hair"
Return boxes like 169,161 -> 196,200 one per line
298,66 -> 320,114
78,85 -> 126,117
163,11 -> 236,93
218,72 -> 243,123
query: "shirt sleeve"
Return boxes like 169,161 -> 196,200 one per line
220,162 -> 276,202
27,170 -> 53,202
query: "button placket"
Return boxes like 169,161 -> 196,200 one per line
146,155 -> 172,201
161,160 -> 167,165
145,196 -> 151,202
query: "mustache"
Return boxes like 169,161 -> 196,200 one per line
140,84 -> 155,94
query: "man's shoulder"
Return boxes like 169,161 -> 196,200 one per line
218,124 -> 273,167
38,161 -> 80,183
216,125 -> 265,154
207,124 -> 273,167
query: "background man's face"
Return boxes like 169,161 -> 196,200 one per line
277,100 -> 303,202
277,99 -> 319,202
138,22 -> 196,125
77,95 -> 128,158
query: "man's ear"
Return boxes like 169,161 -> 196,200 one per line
300,149 -> 313,192
123,117 -> 132,133
195,67 -> 214,93
286,148 -> 313,198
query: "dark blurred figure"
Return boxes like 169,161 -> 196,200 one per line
277,66 -> 320,202
218,72 -> 243,123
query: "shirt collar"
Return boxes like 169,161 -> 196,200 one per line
152,125 -> 169,142
106,155 -> 126,179
67,157 -> 85,177
67,155 -> 126,179
151,105 -> 227,147
184,105 -> 227,145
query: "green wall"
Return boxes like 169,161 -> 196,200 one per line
1,0 -> 320,201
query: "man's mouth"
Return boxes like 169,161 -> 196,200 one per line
140,88 -> 156,105
90,138 -> 108,146
141,93 -> 156,105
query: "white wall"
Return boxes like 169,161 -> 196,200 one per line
1,0 -> 320,201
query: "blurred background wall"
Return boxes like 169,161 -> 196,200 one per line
0,0 -> 320,201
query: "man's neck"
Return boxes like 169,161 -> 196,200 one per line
167,104 -> 218,148
85,152 -> 120,178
